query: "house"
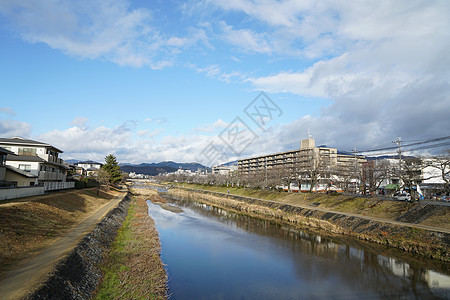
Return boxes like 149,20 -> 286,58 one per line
1,147 -> 36,187
76,160 -> 103,177
0,137 -> 72,190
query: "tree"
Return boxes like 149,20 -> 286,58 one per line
426,149 -> 450,194
103,154 -> 122,185
97,168 -> 111,186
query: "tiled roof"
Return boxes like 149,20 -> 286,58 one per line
0,137 -> 63,153
5,165 -> 38,178
0,147 -> 15,155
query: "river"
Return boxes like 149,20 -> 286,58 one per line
146,194 -> 450,299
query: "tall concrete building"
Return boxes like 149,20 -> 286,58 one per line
238,137 -> 366,190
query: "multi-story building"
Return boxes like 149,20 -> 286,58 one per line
238,137 -> 366,191
0,137 -> 69,188
212,164 -> 238,175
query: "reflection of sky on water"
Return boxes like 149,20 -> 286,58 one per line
147,197 -> 450,299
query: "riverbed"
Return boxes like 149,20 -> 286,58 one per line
147,195 -> 450,299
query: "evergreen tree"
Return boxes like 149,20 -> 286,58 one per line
103,154 -> 122,185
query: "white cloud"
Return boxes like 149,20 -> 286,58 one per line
70,116 -> 89,128
189,64 -> 246,83
0,107 -> 15,116
145,117 -> 168,125
219,22 -> 273,54
137,129 -> 161,138
38,124 -> 131,155
0,0 -> 208,68
0,120 -> 31,137
193,118 -> 229,133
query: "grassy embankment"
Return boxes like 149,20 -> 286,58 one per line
169,184 -> 449,261
171,182 -> 450,230
94,188 -> 167,299
0,188 -> 120,280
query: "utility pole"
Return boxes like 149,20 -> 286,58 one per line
393,137 -> 402,170
353,147 -> 360,194
393,137 -> 402,187
265,156 -> 267,188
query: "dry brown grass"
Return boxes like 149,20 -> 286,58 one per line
0,188 -> 118,279
176,183 -> 448,226
420,207 -> 450,230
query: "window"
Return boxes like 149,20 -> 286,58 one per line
19,164 -> 31,172
18,148 -> 37,156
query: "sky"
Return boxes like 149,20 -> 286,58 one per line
0,0 -> 449,166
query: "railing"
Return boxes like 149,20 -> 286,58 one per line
38,172 -> 66,181
44,181 -> 75,191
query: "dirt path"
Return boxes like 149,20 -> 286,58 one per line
0,191 -> 127,300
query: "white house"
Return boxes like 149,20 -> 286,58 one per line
76,160 -> 103,177
0,137 -> 72,190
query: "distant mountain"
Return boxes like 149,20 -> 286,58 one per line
120,165 -> 178,176
64,159 -> 80,164
220,160 -> 238,166
120,161 -> 209,175
121,161 -> 208,171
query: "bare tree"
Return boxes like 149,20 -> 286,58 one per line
426,149 -> 450,194
389,157 -> 424,199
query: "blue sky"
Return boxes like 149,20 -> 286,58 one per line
0,0 -> 449,166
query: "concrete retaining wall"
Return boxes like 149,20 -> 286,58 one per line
0,186 -> 45,201
27,192 -> 131,299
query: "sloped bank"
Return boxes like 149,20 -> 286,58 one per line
168,188 -> 449,262
27,192 -> 131,299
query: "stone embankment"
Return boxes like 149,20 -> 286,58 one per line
27,192 -> 131,299
168,188 -> 449,262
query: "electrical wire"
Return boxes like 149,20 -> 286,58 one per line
355,135 -> 450,154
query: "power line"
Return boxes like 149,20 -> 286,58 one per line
356,135 -> 450,154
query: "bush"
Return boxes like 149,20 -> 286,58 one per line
74,178 -> 99,189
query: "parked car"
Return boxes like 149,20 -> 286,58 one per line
440,196 -> 449,202
393,192 -> 412,202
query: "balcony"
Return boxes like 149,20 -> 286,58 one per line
38,171 -> 65,181
37,154 -> 64,165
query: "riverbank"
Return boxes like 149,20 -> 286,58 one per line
0,187 -> 122,280
94,188 -> 167,299
167,187 -> 449,262
169,183 -> 449,230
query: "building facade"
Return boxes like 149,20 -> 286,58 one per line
238,138 -> 366,191
76,160 -> 103,177
0,137 -> 68,186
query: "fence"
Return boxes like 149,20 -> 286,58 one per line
0,181 -> 76,201
0,186 -> 45,201
44,181 -> 75,191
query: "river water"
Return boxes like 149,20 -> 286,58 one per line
146,194 -> 450,299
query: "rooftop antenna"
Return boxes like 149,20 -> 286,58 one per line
308,128 -> 312,139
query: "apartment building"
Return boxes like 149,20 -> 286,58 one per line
238,137 -> 366,190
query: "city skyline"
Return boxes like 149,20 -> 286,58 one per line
0,0 -> 449,165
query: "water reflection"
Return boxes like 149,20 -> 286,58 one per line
148,195 -> 450,299
130,183 -> 168,193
